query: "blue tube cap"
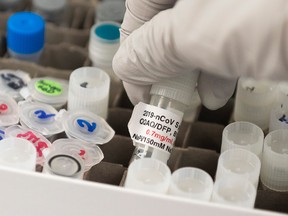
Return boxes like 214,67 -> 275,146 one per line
7,12 -> 45,54
95,22 -> 120,43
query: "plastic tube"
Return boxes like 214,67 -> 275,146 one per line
128,71 -> 199,163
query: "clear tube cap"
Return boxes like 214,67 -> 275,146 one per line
150,71 -> 199,107
18,100 -> 64,136
215,149 -> 261,188
221,121 -> 264,158
261,129 -> 288,191
125,158 -> 171,194
4,125 -> 52,165
0,69 -> 31,101
57,110 -> 115,145
0,137 -> 36,171
48,138 -> 104,172
23,77 -> 69,107
43,150 -> 85,179
168,167 -> 214,201
0,93 -> 19,127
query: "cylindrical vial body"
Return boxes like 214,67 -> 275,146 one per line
260,129 -> 288,191
89,22 -> 120,83
168,167 -> 214,201
211,176 -> 256,208
0,137 -> 36,171
68,67 -> 110,119
43,150 -> 85,179
124,158 -> 171,194
129,72 -> 199,164
95,0 -> 125,23
32,0 -> 67,25
269,103 -> 288,132
221,121 -> 264,158
215,149 -> 261,188
7,12 -> 45,63
234,77 -> 277,130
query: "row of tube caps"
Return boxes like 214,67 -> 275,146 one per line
0,0 -> 125,26
0,67 -> 116,178
124,121 -> 288,209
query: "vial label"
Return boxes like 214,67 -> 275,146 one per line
128,102 -> 183,153
16,131 -> 49,157
1,73 -> 25,90
0,130 -> 4,140
34,110 -> 56,119
76,119 -> 97,133
34,79 -> 63,96
0,103 -> 8,114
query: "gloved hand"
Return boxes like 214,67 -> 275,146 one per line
113,0 -> 288,109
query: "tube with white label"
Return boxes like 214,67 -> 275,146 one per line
128,72 -> 199,164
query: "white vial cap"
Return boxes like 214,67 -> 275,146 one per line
221,121 -> 264,158
18,100 -> 64,136
124,158 -> 171,194
150,71 -> 199,107
260,129 -> 288,191
168,167 -> 214,201
0,137 -> 36,171
68,67 -> 110,119
0,93 -> 19,127
51,138 -> 104,172
215,149 -> 261,188
58,109 -> 115,145
211,175 -> 256,208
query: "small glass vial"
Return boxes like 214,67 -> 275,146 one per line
129,72 -> 199,164
7,12 -> 45,63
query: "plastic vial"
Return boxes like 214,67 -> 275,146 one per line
215,149 -> 261,188
7,12 -> 45,63
233,77 -> 277,131
128,72 -> 199,164
168,167 -> 214,201
124,158 -> 171,194
221,121 -> 264,158
32,0 -> 67,25
89,21 -> 121,83
260,129 -> 288,192
95,0 -> 126,24
68,67 -> 110,120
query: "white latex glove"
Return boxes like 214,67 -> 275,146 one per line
113,0 -> 288,109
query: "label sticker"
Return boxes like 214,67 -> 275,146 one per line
128,102 -> 183,154
35,79 -> 62,96
1,73 -> 25,90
